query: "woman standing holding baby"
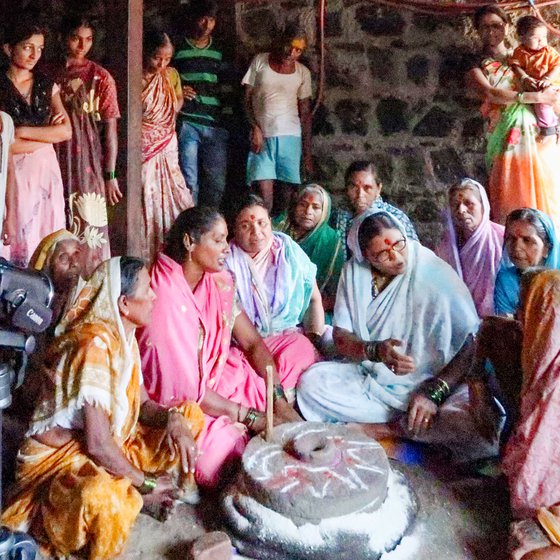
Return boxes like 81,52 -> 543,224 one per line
467,6 -> 560,227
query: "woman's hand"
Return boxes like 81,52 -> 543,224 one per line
407,392 -> 438,436
142,474 -> 175,506
166,412 -> 197,476
105,178 -> 123,206
377,339 -> 415,374
522,75 -> 539,92
2,220 -> 15,246
274,398 -> 302,425
182,85 -> 197,101
250,124 -> 264,153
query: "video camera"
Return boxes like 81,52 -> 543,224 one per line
0,257 -> 55,559
0,258 -> 54,409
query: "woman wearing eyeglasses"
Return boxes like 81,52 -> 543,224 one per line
297,211 -> 501,462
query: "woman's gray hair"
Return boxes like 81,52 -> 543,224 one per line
448,178 -> 483,202
506,208 -> 553,252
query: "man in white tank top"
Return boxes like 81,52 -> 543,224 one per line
242,26 -> 313,213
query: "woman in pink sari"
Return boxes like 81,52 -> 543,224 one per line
137,207 -> 314,487
436,178 -> 504,317
140,29 -> 193,262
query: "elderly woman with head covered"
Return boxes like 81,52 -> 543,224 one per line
436,178 -> 504,317
297,210 -> 501,461
1,257 -> 204,559
29,229 -> 83,323
274,183 -> 344,318
9,230 -> 85,420
494,208 -> 559,316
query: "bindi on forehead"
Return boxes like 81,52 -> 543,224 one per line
384,238 -> 392,246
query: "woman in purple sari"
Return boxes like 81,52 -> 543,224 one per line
436,178 -> 504,317
225,194 -> 323,388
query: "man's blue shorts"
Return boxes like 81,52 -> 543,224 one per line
246,135 -> 302,184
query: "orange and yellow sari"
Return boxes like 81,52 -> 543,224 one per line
2,258 -> 204,560
481,56 -> 560,227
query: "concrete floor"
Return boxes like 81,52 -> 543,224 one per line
2,414 -> 511,559
110,459 -> 511,560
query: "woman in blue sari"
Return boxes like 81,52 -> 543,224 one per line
494,208 -> 559,316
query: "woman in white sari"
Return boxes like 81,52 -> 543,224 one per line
297,211 -> 501,461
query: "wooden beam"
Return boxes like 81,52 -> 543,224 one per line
104,0 -> 143,257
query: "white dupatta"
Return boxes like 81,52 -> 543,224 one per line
335,211 -> 479,411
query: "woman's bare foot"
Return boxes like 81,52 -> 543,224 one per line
520,547 -> 560,560
510,519 -> 551,560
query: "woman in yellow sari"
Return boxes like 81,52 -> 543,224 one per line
1,257 -> 204,560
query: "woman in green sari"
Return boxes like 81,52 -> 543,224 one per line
274,184 -> 344,319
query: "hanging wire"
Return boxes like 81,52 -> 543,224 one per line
529,0 -> 560,37
312,0 -> 326,116
334,0 -> 560,16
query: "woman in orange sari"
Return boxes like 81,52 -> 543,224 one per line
503,270 -> 560,560
1,257 -> 204,560
140,29 -> 193,262
467,5 -> 560,226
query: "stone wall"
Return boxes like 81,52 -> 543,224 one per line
235,1 -> 560,245
6,1 -> 560,244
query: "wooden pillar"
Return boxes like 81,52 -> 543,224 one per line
104,0 -> 143,256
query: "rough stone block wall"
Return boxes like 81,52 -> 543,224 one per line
235,1 -> 560,246
8,1 -> 560,245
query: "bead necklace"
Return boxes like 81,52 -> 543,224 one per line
371,271 -> 380,299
